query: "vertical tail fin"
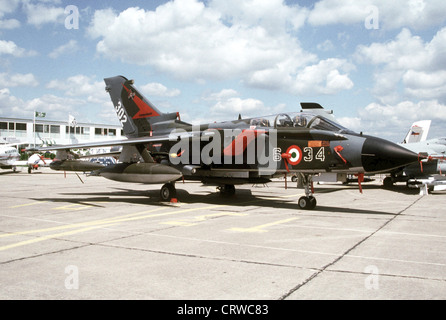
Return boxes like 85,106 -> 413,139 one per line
403,120 -> 431,144
104,75 -> 182,137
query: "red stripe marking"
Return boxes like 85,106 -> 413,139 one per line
223,130 -> 264,156
122,85 -> 160,119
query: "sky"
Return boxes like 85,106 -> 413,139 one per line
1,0 -> 446,142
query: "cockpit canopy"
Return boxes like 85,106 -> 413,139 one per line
249,112 -> 353,133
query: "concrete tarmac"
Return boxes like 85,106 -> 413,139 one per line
0,168 -> 445,300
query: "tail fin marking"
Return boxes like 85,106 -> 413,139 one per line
122,84 -> 160,119
105,75 -> 190,138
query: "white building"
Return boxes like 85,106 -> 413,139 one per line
0,117 -> 123,146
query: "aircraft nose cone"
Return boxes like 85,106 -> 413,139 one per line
361,137 -> 419,173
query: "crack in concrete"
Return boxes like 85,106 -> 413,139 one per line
278,196 -> 425,300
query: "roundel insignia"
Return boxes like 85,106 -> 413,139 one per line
286,145 -> 302,165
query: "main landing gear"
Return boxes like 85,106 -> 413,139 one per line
159,183 -> 237,202
217,184 -> 236,196
297,174 -> 317,210
160,182 -> 177,202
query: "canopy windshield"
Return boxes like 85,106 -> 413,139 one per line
249,112 -> 353,133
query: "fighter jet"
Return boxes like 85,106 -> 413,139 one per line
29,75 -> 420,209
383,120 -> 446,191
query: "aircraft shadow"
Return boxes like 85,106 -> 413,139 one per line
334,182 -> 421,196
0,171 -> 20,175
32,185 -> 398,216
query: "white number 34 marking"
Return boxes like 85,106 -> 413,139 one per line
303,147 -> 325,162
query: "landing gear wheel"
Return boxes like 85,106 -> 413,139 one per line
160,183 -> 176,202
383,177 -> 393,189
218,184 -> 235,196
298,196 -> 317,210
309,196 -> 317,209
297,173 -> 317,210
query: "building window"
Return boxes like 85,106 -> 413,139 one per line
50,125 -> 60,134
35,124 -> 43,132
16,123 -> 26,131
35,124 -> 49,133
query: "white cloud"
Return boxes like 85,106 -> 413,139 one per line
355,27 -> 446,104
47,75 -> 103,96
291,58 -> 354,95
355,28 -> 427,69
139,83 -> 180,98
0,18 -> 19,29
403,70 -> 446,101
204,88 -> 284,120
23,2 -> 65,27
205,89 -> 239,101
205,88 -> 264,117
0,88 -> 21,117
87,0 -> 355,96
49,40 -> 79,59
0,0 -> 19,29
212,97 -> 265,115
210,0 -> 307,33
46,74 -> 108,107
25,94 -> 81,115
0,0 -> 19,15
308,0 -> 373,26
0,72 -> 39,87
317,39 -> 335,52
0,87 -> 83,120
88,1 -> 305,81
338,100 -> 446,141
308,0 -> 446,30
0,39 -> 36,57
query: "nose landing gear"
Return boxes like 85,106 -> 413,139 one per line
298,195 -> 317,210
297,174 -> 317,210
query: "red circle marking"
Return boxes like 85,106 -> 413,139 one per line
286,145 -> 302,166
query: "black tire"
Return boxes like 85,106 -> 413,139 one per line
308,196 -> 317,209
219,184 -> 235,196
160,183 -> 176,201
298,196 -> 317,210
383,177 -> 393,189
